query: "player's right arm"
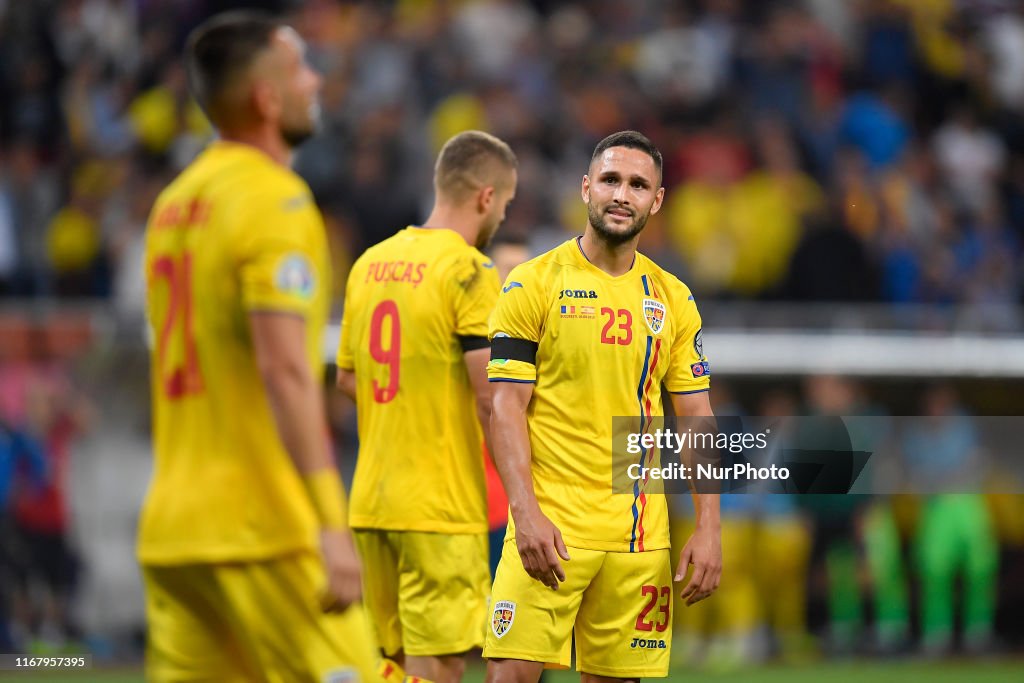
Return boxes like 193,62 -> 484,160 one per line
488,265 -> 570,590
491,380 -> 570,589
334,264 -> 358,402
464,347 -> 492,450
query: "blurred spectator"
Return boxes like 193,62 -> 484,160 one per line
857,0 -> 916,88
44,163 -> 108,298
932,105 -> 1006,216
0,143 -> 60,296
738,118 -> 825,293
735,4 -> 816,130
0,421 -> 48,651
752,390 -> 814,663
955,198 -> 1019,307
838,87 -> 910,171
632,3 -> 733,110
453,0 -> 539,82
796,375 -> 877,655
902,384 -> 998,656
982,6 -> 1024,111
780,202 -> 878,302
126,62 -> 210,166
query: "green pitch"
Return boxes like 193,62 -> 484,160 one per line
4,661 -> 1022,683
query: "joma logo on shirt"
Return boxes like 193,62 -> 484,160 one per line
558,289 -> 598,299
630,637 -> 667,649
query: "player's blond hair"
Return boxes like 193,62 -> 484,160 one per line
434,131 -> 518,203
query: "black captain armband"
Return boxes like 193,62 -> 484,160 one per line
459,336 -> 490,352
490,336 -> 538,364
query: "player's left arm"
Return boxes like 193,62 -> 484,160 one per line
662,281 -> 721,605
671,390 -> 722,606
335,368 -> 356,401
240,191 -> 359,613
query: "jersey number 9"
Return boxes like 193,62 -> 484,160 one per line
369,300 -> 401,403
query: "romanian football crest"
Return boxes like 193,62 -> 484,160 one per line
491,600 -> 516,638
643,298 -> 666,334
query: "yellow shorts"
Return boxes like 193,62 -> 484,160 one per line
483,540 -> 672,678
353,529 -> 489,657
142,552 -> 381,683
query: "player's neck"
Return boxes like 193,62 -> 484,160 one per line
218,127 -> 293,167
419,205 -> 479,247
578,230 -> 637,277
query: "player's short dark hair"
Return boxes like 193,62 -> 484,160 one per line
435,131 -> 518,202
591,131 -> 663,183
185,11 -> 282,127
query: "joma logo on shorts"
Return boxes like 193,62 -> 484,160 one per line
630,637 -> 667,649
558,289 -> 598,299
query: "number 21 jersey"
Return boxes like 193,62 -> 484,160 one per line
139,141 -> 331,564
337,227 -> 500,533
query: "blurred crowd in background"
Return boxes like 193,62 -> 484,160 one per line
2,0 -> 1024,667
2,0 -> 1024,315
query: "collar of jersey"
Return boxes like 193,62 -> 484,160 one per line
571,236 -> 638,282
404,225 -> 465,243
208,139 -> 276,165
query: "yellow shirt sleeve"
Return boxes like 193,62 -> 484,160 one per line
335,263 -> 359,370
663,285 -> 711,394
237,191 -> 322,316
487,265 -> 542,383
449,253 -> 501,338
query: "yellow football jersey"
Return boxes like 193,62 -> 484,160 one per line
337,227 -> 500,533
138,141 -> 331,565
487,238 -> 710,553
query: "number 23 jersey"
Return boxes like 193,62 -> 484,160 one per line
487,238 -> 710,553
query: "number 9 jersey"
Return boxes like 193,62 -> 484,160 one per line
337,227 -> 501,533
139,141 -> 331,564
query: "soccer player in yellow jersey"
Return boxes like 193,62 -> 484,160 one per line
138,12 -> 380,682
335,131 -> 517,683
484,131 -> 723,681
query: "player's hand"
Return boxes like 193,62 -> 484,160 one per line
318,528 -> 363,613
513,506 -> 570,590
675,524 -> 722,606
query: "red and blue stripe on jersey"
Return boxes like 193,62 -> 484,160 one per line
630,273 -> 663,552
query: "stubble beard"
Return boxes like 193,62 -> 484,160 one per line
586,200 -> 648,246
